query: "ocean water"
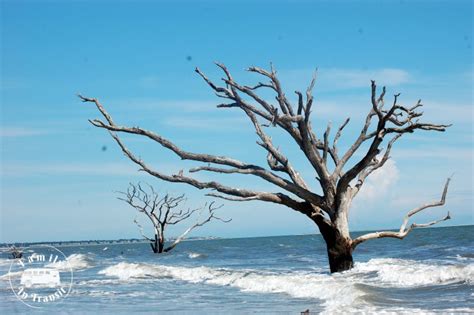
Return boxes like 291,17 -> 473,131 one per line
0,225 -> 473,314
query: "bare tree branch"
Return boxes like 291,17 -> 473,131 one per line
352,177 -> 452,249
196,65 -> 336,202
334,82 -> 449,197
111,131 -> 311,215
332,117 -> 350,164
80,96 -> 324,210
132,217 -> 154,242
323,122 -> 331,164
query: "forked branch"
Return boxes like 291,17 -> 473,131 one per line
78,91 -> 326,214
80,63 -> 451,224
351,177 -> 452,249
333,82 -> 450,196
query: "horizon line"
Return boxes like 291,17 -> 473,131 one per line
1,224 -> 472,246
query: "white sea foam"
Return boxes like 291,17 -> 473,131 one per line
97,257 -> 474,313
47,253 -> 94,271
453,254 -> 474,261
98,262 -> 362,311
98,262 -> 161,280
352,258 -> 474,287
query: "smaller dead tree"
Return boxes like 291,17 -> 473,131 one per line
118,183 -> 230,253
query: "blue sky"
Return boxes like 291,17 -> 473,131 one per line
1,0 -> 472,243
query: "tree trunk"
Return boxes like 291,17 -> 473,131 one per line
157,238 -> 164,253
315,218 -> 354,273
313,194 -> 354,273
326,235 -> 353,273
329,192 -> 354,272
150,233 -> 165,253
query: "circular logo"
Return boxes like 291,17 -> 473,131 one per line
8,245 -> 73,308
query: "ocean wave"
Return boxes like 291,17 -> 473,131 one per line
77,279 -> 123,286
0,270 -> 23,280
0,258 -> 13,267
73,289 -> 119,297
352,258 -> 474,287
73,288 -> 153,298
97,257 -> 474,313
98,262 -> 362,311
0,254 -> 94,281
46,253 -> 94,271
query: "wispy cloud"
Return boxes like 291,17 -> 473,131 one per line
2,162 -> 140,177
392,147 -> 473,161
0,127 -> 49,138
278,67 -> 411,92
291,96 -> 472,128
164,116 -> 248,130
417,101 -> 473,124
323,68 -> 411,88
112,98 -> 219,113
2,160 -> 218,180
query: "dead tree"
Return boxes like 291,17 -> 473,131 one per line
118,182 -> 229,253
79,63 -> 451,272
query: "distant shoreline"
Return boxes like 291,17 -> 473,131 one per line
1,224 -> 472,247
0,236 -> 222,248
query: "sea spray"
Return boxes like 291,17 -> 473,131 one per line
47,253 -> 95,271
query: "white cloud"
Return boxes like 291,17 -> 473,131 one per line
164,116 -> 248,130
417,101 -> 473,124
356,159 -> 400,202
1,160 -> 217,181
392,147 -> 473,161
2,162 -> 140,177
112,98 -> 219,113
323,68 -> 411,88
0,127 -> 48,138
278,67 -> 411,92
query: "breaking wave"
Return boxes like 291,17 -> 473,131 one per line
352,258 -> 474,287
98,257 -> 474,313
98,262 -> 359,311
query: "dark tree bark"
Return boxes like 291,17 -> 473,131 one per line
324,229 -> 354,273
80,63 -> 451,272
118,183 -> 230,254
150,234 -> 164,253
